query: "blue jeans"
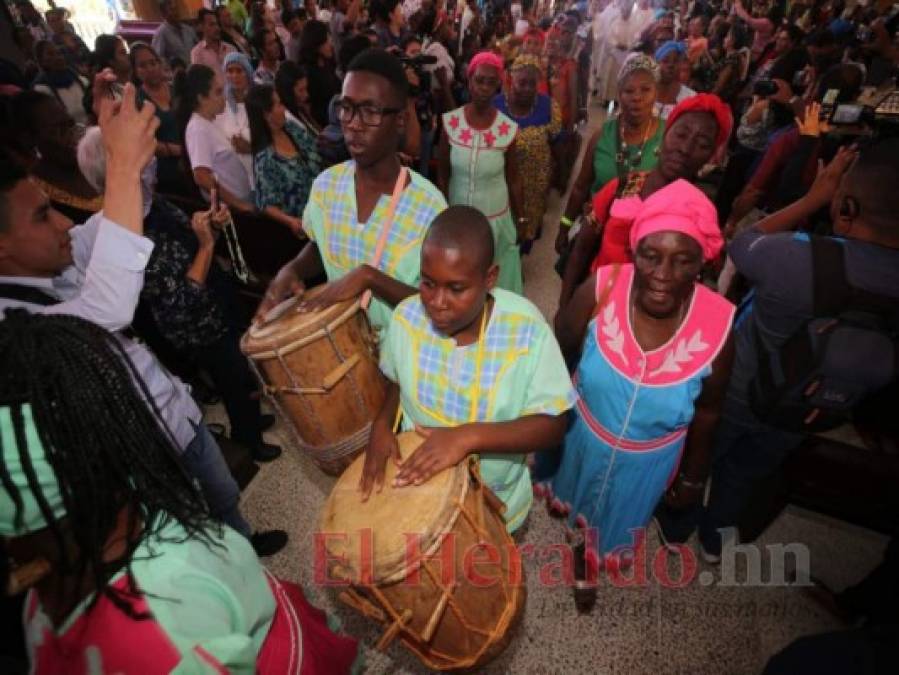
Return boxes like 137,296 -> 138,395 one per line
181,422 -> 252,538
655,398 -> 803,555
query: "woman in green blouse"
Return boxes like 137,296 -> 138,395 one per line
555,53 -> 663,255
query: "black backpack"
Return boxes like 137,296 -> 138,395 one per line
749,237 -> 899,433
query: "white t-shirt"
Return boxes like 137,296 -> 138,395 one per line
185,112 -> 253,202
655,85 -> 697,120
213,103 -> 256,190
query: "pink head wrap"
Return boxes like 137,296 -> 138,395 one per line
467,51 -> 505,79
628,179 -> 724,261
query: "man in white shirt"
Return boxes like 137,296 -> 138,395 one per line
0,81 -> 286,557
152,0 -> 198,66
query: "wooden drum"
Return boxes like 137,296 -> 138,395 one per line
241,286 -> 386,475
318,432 -> 525,671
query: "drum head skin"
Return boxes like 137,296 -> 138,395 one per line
242,285 -> 358,355
319,432 -> 468,584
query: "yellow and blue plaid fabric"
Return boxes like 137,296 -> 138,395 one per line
389,293 -> 575,425
305,162 -> 446,279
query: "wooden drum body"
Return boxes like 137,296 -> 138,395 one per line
318,433 -> 525,671
241,287 -> 386,475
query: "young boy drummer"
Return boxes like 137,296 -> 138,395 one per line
254,49 -> 447,333
360,206 -> 576,533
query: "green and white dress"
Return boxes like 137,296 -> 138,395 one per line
442,107 -> 524,295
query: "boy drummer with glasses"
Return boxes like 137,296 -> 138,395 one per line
255,49 -> 447,334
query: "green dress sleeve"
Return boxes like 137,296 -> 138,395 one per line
133,522 -> 276,674
520,325 -> 579,417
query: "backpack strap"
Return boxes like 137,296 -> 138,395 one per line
0,283 -> 61,307
812,236 -> 899,331
811,236 -> 852,316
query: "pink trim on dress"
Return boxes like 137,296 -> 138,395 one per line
575,395 -> 688,452
592,264 -> 735,387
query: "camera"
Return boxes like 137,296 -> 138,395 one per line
753,79 -> 779,98
397,53 -> 439,75
831,103 -> 866,125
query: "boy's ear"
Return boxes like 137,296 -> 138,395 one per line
485,263 -> 500,291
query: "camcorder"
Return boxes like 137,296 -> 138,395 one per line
397,52 -> 439,77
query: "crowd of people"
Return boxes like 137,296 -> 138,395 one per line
1,0 -> 899,672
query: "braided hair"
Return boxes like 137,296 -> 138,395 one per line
0,310 -> 220,619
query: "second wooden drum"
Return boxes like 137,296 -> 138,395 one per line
318,432 -> 525,670
241,285 -> 386,475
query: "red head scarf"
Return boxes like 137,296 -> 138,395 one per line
665,93 -> 733,153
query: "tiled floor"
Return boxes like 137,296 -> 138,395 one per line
220,105 -> 888,674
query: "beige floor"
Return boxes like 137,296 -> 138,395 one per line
218,105 -> 888,674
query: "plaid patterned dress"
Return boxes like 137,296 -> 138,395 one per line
380,289 -> 577,532
302,161 -> 447,333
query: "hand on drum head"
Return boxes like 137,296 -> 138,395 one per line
359,422 -> 402,501
393,425 -> 472,488
254,266 -> 306,325
298,267 -> 370,314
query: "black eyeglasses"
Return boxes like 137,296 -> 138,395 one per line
336,98 -> 401,127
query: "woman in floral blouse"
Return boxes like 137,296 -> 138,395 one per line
247,84 -> 321,238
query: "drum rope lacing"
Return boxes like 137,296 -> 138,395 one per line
338,456 -> 521,668
248,356 -> 371,468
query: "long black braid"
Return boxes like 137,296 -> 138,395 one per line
0,310 -> 221,620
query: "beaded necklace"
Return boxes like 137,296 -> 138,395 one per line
615,116 -> 656,181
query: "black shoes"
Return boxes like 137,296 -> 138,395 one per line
260,414 -> 276,432
252,441 -> 282,463
251,529 -> 288,557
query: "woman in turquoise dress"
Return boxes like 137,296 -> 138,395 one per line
437,51 -> 525,294
537,180 -> 735,613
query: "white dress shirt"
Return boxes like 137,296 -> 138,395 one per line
0,214 -> 202,450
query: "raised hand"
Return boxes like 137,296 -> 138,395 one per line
804,145 -> 859,211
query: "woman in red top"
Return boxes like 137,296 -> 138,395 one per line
558,94 -> 733,307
